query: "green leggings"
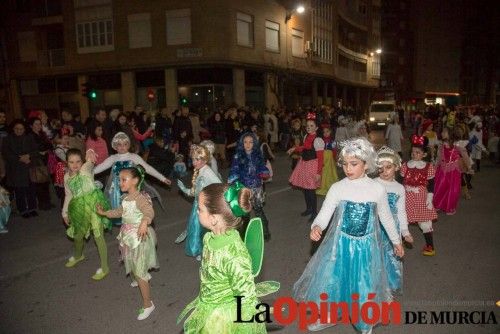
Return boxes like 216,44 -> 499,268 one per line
73,226 -> 109,272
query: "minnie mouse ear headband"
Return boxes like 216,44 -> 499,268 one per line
411,134 -> 428,149
376,146 -> 402,169
306,112 -> 316,121
320,123 -> 331,129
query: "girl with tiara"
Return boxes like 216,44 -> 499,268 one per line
401,135 -> 438,256
93,132 -> 171,225
433,127 -> 470,215
293,137 -> 404,333
287,113 -> 324,222
228,132 -> 271,241
200,139 -> 221,179
62,149 -> 111,281
177,183 -> 266,333
375,146 -> 413,294
176,144 -> 221,259
316,124 -> 338,196
97,165 -> 159,320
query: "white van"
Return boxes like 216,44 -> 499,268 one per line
368,101 -> 396,127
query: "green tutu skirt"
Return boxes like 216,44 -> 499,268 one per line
183,298 -> 266,334
67,189 -> 111,239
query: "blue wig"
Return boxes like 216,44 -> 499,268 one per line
228,131 -> 269,187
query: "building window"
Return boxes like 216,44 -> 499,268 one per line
291,28 -> 304,57
166,9 -> 191,45
338,54 -> 349,68
18,31 -> 37,62
237,12 -> 254,47
358,1 -> 367,15
128,13 -> 152,49
372,56 -> 381,76
312,0 -> 333,63
265,20 -> 280,52
76,19 -> 114,52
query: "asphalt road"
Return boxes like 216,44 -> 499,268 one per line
1,131 -> 499,334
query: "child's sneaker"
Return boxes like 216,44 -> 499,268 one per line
130,280 -> 138,288
92,268 -> 109,280
137,301 -> 155,320
65,255 -> 85,268
422,245 -> 435,256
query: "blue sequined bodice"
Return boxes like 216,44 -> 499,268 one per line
340,201 -> 376,237
112,160 -> 134,175
387,193 -> 400,215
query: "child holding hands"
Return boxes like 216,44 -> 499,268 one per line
97,165 -> 159,320
62,148 -> 111,280
375,146 -> 413,294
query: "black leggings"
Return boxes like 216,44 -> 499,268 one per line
303,189 -> 317,215
14,185 -> 37,214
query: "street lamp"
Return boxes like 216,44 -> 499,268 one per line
285,4 -> 305,23
375,48 -> 382,54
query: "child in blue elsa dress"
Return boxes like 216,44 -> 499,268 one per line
293,137 -> 404,333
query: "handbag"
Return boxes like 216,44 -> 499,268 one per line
29,165 -> 50,183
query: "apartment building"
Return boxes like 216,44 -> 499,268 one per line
2,0 -> 383,120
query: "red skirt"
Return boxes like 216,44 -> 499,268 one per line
289,158 -> 319,190
405,186 -> 438,223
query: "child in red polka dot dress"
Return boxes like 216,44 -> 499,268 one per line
400,135 -> 438,256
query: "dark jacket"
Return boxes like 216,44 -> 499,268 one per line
2,133 -> 39,187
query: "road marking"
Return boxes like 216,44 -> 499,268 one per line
0,185 -> 292,281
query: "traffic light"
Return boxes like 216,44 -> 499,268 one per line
81,82 -> 97,100
147,88 -> 155,101
180,96 -> 188,106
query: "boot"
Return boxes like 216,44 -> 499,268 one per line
462,185 -> 471,200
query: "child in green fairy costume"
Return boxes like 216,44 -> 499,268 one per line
178,182 -> 279,333
62,148 -> 111,280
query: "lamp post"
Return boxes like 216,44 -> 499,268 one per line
285,4 -> 305,23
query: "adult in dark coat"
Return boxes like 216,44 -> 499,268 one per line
28,117 -> 54,210
2,120 -> 39,218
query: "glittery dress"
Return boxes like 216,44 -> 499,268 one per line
184,165 -> 221,257
64,161 -> 111,239
382,193 -> 403,293
293,179 -> 395,333
178,230 -> 266,334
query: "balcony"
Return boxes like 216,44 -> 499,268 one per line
38,49 -> 65,67
337,66 -> 367,84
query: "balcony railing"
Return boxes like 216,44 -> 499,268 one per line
337,67 -> 367,83
38,49 -> 65,67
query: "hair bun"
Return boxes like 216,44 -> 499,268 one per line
237,187 -> 252,213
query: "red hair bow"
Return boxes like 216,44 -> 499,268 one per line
411,135 -> 425,146
306,112 -> 316,120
